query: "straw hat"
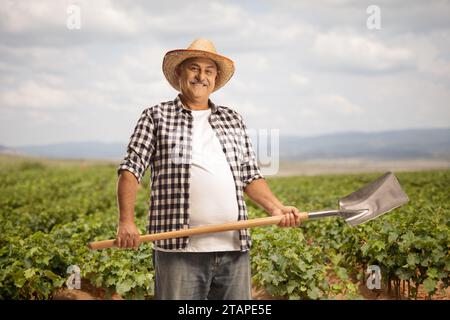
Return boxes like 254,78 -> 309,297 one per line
162,38 -> 235,92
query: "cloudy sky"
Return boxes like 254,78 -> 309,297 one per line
1,0 -> 449,146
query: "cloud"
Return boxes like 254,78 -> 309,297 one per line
233,52 -> 271,73
0,0 -> 143,47
0,45 -> 89,75
0,1 -> 64,33
283,93 -> 364,125
314,94 -> 364,115
0,80 -> 70,109
312,32 -> 414,72
402,34 -> 450,79
0,0 -> 449,146
290,74 -> 310,87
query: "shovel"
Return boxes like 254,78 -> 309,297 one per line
88,171 -> 409,250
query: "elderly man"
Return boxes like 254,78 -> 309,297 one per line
116,38 -> 301,300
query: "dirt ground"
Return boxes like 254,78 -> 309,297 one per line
53,279 -> 449,300
53,282 -> 275,300
357,281 -> 450,300
53,281 -> 123,300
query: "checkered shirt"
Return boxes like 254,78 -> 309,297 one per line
118,95 -> 264,251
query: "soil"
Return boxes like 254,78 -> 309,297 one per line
52,278 -> 450,300
53,281 -> 275,300
53,281 -> 123,300
358,281 -> 450,300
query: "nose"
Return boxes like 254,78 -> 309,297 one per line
195,69 -> 207,82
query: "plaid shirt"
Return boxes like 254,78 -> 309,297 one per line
118,95 -> 264,251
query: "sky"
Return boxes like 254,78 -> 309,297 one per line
1,0 -> 449,146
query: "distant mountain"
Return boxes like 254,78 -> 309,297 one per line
3,128 -> 450,161
0,145 -> 20,155
279,128 -> 450,160
13,142 -> 127,160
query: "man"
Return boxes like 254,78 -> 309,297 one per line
116,38 -> 302,300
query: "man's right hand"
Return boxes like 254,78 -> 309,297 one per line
116,220 -> 141,249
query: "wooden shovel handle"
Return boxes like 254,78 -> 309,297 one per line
88,212 -> 309,250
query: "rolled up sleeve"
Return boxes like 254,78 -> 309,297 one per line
117,108 -> 155,183
239,118 -> 264,188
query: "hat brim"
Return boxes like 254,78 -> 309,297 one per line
163,49 -> 235,92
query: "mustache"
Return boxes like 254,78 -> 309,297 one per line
190,79 -> 208,86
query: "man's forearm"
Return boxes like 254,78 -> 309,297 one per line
244,178 -> 283,215
117,170 -> 139,223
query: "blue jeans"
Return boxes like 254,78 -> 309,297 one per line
153,250 -> 252,300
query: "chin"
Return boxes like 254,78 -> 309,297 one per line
191,88 -> 209,95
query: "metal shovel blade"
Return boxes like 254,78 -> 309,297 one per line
338,172 -> 409,227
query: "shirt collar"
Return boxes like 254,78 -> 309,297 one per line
174,94 -> 218,114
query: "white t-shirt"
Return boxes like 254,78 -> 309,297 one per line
158,109 -> 241,252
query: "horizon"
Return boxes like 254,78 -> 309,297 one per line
3,126 -> 450,148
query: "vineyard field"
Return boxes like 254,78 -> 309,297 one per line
0,156 -> 448,300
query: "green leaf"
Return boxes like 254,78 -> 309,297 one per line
286,280 -> 297,294
116,279 -> 134,296
407,254 -> 419,267
423,278 -> 437,294
335,267 -> 349,281
427,268 -> 438,279
307,286 -> 321,299
44,270 -> 59,281
13,271 -> 26,288
24,268 -> 36,279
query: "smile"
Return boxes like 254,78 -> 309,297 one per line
190,82 -> 207,87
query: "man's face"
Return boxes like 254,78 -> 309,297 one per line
177,57 -> 218,101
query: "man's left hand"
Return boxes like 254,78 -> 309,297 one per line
271,206 -> 303,228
